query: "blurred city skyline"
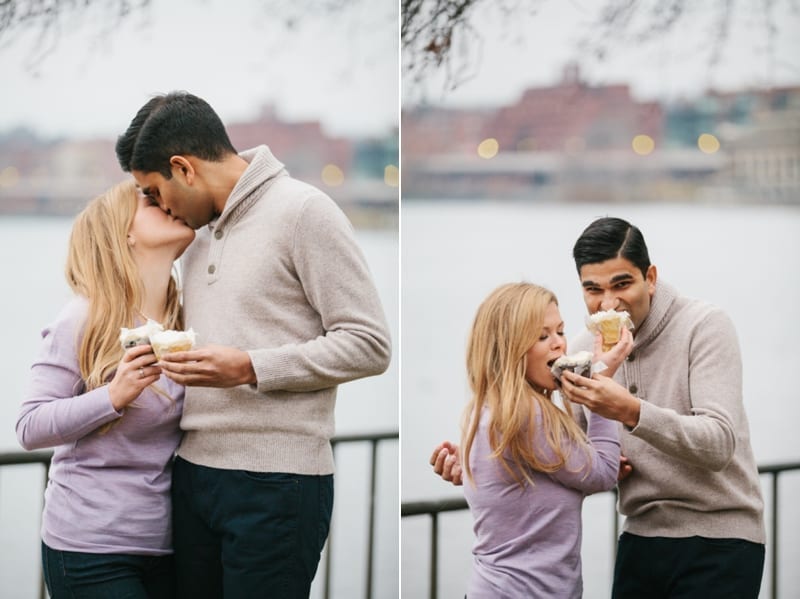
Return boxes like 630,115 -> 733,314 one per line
0,0 -> 398,140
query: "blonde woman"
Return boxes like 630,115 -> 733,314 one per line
459,282 -> 632,598
16,180 -> 195,598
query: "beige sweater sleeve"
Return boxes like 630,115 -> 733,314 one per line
248,193 -> 391,393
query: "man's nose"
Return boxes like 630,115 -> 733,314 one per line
600,292 -> 619,311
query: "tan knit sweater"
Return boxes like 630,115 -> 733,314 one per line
177,146 -> 391,474
572,280 -> 765,544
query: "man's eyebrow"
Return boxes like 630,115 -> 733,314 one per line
581,273 -> 635,288
610,273 -> 635,284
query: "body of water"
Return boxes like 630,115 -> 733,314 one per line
401,200 -> 800,599
0,216 -> 398,599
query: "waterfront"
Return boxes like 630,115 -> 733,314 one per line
0,216 -> 398,599
401,199 -> 800,598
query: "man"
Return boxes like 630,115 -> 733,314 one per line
116,92 -> 392,598
432,217 -> 765,598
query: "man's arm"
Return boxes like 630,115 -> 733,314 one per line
162,193 -> 391,390
564,308 -> 739,472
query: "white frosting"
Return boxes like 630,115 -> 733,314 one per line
553,350 -> 593,367
119,319 -> 164,346
150,328 -> 197,347
588,309 -> 632,325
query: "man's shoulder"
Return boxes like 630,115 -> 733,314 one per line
265,176 -> 349,227
673,294 -> 731,326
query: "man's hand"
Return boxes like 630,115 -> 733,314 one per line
158,344 -> 257,388
594,327 -> 633,378
560,370 -> 641,429
618,455 -> 633,481
429,441 -> 463,486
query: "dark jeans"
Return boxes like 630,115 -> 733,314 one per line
612,532 -> 765,599
171,456 -> 334,599
41,542 -> 175,599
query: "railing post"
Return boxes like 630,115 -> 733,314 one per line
40,462 -> 48,599
323,445 -> 335,599
365,439 -> 378,599
430,512 -> 439,599
771,472 -> 779,599
612,487 -> 619,561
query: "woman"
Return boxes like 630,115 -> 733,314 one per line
16,179 -> 195,598
460,282 -> 632,598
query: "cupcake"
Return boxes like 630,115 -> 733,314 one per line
586,310 -> 634,352
119,319 -> 164,350
550,350 -> 594,383
149,329 -> 197,360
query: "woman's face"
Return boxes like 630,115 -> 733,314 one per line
128,193 -> 196,260
524,302 -> 567,391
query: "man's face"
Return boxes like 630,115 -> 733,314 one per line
133,167 -> 212,231
578,257 -> 657,330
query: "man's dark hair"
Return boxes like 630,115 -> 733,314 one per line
572,217 -> 651,277
115,91 -> 237,178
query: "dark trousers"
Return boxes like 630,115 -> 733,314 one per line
612,532 -> 765,599
171,456 -> 334,599
41,542 -> 175,599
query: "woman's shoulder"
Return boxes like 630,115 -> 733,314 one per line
44,296 -> 90,339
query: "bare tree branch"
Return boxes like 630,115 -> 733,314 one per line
403,0 -> 799,93
0,0 -> 151,69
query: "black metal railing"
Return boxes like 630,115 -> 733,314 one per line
0,430 -> 398,599
402,461 -> 800,599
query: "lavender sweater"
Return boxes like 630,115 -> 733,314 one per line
463,404 -> 620,598
16,297 -> 184,555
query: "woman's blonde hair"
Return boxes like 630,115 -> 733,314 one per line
65,179 -> 183,393
461,282 -> 589,488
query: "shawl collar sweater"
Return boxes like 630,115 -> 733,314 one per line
573,280 -> 765,543
177,146 -> 391,474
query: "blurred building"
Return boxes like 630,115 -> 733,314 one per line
403,66 -> 800,204
0,109 -> 398,226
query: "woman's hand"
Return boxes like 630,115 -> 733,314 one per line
108,344 -> 161,411
594,326 -> 634,378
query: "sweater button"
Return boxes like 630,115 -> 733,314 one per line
629,384 -> 638,394
214,230 -> 223,239
627,354 -> 635,361
208,265 -> 216,274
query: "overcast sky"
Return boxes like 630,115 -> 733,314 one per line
0,0 -> 398,140
403,0 -> 800,108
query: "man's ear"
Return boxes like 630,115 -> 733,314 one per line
169,156 -> 195,184
646,264 -> 658,296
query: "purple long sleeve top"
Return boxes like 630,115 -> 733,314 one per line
463,402 -> 620,598
16,297 -> 184,555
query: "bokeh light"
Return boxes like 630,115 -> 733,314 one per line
384,165 -> 399,187
697,133 -> 720,154
477,138 -> 499,159
632,134 -> 655,156
321,164 -> 345,186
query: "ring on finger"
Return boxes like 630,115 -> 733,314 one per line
139,367 -> 145,378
